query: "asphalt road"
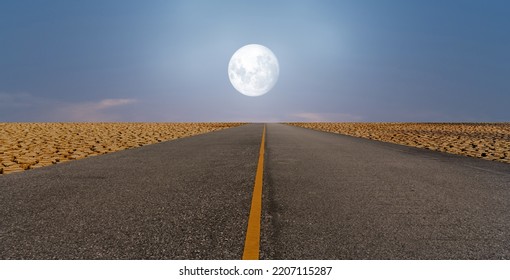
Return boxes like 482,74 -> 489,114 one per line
0,124 -> 261,259
260,124 -> 510,259
1,123 -> 510,259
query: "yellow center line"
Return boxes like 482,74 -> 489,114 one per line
242,124 -> 266,260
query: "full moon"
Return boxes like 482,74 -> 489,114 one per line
228,44 -> 279,97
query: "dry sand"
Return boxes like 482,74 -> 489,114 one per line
0,123 -> 244,175
287,123 -> 510,164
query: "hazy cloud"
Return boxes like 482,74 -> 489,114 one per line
0,92 -> 48,108
95,99 -> 137,110
0,93 -> 137,122
289,112 -> 363,122
55,98 -> 138,122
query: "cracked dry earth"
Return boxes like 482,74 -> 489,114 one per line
288,123 -> 510,164
0,123 -> 245,175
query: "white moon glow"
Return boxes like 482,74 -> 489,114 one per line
228,44 -> 279,97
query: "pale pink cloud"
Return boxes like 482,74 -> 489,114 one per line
55,98 -> 137,122
95,99 -> 137,110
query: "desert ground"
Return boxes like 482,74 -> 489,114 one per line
288,123 -> 510,164
0,123 -> 244,175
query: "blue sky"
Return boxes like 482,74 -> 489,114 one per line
1,0 -> 509,122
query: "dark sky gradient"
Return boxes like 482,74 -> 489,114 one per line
1,0 -> 509,122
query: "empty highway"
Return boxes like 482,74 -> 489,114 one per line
1,123 -> 510,259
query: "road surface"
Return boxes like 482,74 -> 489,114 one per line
1,123 -> 510,259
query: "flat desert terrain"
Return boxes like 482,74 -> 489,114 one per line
288,123 -> 510,164
0,123 -> 244,175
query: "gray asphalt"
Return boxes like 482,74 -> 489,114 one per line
260,124 -> 510,259
0,124 -> 262,259
1,123 -> 510,259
